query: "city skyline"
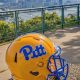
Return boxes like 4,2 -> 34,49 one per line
0,0 -> 80,10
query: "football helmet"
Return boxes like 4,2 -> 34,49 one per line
6,33 -> 68,80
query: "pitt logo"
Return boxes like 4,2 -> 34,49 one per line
20,45 -> 46,60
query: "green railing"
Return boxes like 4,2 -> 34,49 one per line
0,4 -> 80,43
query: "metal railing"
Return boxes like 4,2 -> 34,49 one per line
0,4 -> 80,43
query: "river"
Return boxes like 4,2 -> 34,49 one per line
6,7 -> 78,22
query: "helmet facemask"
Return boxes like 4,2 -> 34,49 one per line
47,46 -> 69,80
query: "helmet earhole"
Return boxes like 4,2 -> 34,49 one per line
14,53 -> 17,63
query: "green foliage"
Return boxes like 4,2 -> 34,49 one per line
19,16 -> 42,34
45,12 -> 61,30
64,14 -> 77,27
0,21 -> 15,43
0,12 -> 78,43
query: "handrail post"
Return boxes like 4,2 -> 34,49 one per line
14,11 -> 19,37
61,5 -> 64,29
77,4 -> 79,25
41,8 -> 45,34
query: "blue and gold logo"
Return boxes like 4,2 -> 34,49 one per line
20,45 -> 46,60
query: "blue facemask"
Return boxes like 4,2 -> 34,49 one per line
47,46 -> 69,80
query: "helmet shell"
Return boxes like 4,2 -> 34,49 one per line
6,33 -> 56,80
